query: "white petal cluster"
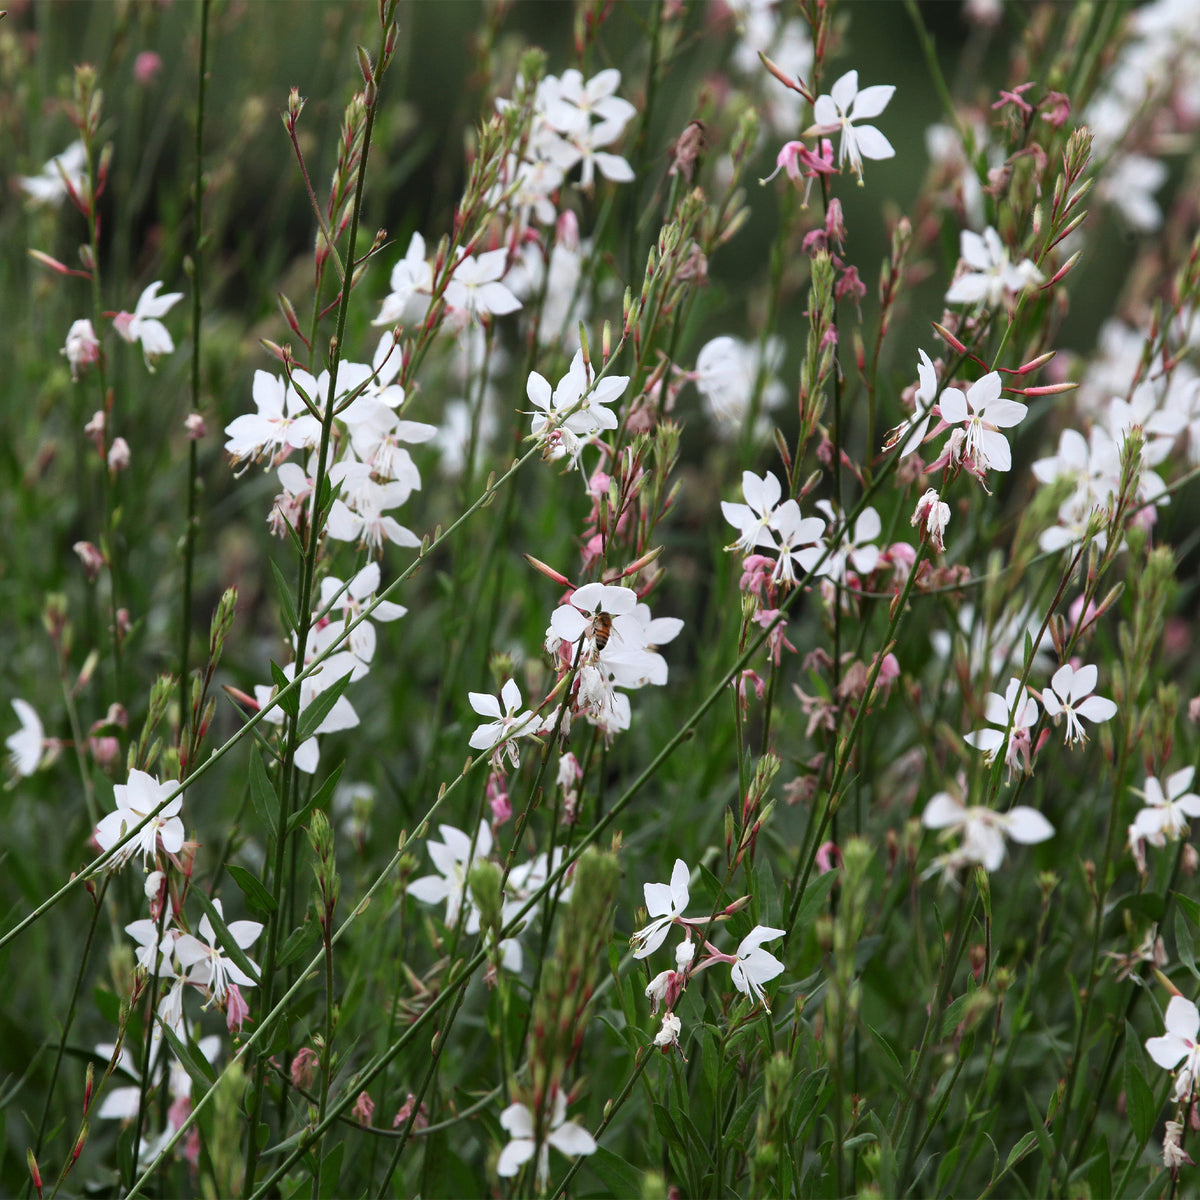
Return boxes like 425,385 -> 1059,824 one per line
496,1090 -> 596,1186
809,70 -> 895,183
408,822 -> 570,975
1129,767 -> 1200,855
945,227 -> 1043,308
18,140 -> 88,206
721,470 -> 829,585
114,281 -> 184,371
527,350 -> 627,471
545,582 -> 682,735
922,789 -> 1054,876
692,335 -> 786,437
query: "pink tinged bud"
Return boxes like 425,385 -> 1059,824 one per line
825,198 -> 847,247
486,772 -> 512,825
185,412 -> 206,440
291,1046 -> 319,1090
112,311 -> 135,342
815,841 -> 842,873
877,652 -> 900,686
555,209 -> 581,251
352,1091 -> 375,1125
63,319 -> 100,379
107,436 -> 131,472
73,541 -> 106,581
133,51 -> 163,84
226,983 -> 250,1033
115,608 -> 131,637
84,410 -> 106,452
89,735 -> 120,766
931,321 -> 968,354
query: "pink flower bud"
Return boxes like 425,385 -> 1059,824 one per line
107,437 -> 131,472
84,410 -> 106,453
185,412 -> 206,440
225,983 -> 250,1033
63,319 -> 100,380
352,1091 -> 375,1125
291,1047 -> 319,1090
73,541 -> 106,581
133,51 -> 163,85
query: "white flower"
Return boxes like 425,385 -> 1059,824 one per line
174,898 -> 262,1006
93,770 -> 185,871
496,1091 -> 597,1186
1147,995 -> 1200,1102
113,282 -> 183,371
62,319 -> 100,380
937,372 -> 1027,475
527,351 -> 626,469
722,469 -> 785,553
373,231 -> 432,326
654,1011 -> 683,1050
444,249 -> 522,322
912,488 -> 951,553
809,70 -> 895,182
308,561 -> 406,673
19,140 -> 88,206
888,348 -> 939,457
693,335 -> 786,434
468,679 -> 542,768
922,790 -> 1054,873
6,699 -> 44,777
770,499 -> 828,586
1129,767 -> 1200,848
224,370 -> 322,464
408,822 -> 492,927
816,502 -> 880,582
945,227 -> 1043,307
963,678 -> 1040,776
630,859 -> 693,959
729,925 -> 786,1010
1041,663 -> 1117,745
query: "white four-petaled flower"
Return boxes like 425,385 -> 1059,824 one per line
808,70 -> 895,182
94,770 -> 186,871
922,790 -> 1054,874
937,372 -> 1027,476
496,1090 -> 597,1186
729,925 -> 786,1011
1147,994 -> 1200,1103
1041,663 -> 1117,745
113,281 -> 183,371
468,679 -> 543,768
631,858 -> 694,959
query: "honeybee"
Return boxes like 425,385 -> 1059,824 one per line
591,609 -> 614,652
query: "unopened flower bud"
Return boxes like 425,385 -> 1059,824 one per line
107,436 -> 130,473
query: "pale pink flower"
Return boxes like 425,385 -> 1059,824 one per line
63,319 -> 100,379
113,281 -> 183,370
936,372 -> 1027,476
1147,995 -> 1200,1102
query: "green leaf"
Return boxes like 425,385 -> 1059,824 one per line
1123,1042 -> 1156,1146
792,869 -> 838,934
1175,892 -> 1200,925
191,888 -> 262,987
653,1101 -> 685,1150
585,1146 -> 645,1198
278,921 -> 320,969
1083,1137 -> 1112,1200
160,1024 -> 216,1093
287,762 -> 346,835
270,660 -> 299,720
1176,907 -> 1198,979
227,863 -> 278,915
864,1022 -> 906,1090
269,558 -> 299,634
1004,1130 -> 1038,1173
296,670 -> 353,744
318,1141 -> 344,1199
248,751 -> 279,831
